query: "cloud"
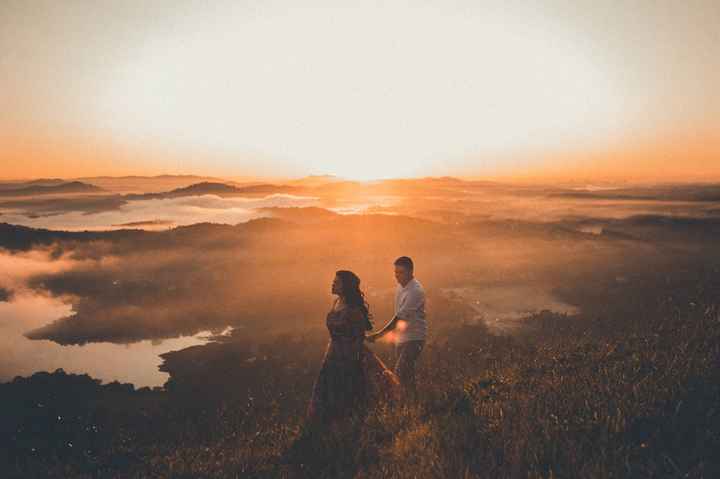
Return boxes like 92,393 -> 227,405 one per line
4,214 -> 444,344
2,183 -> 719,348
0,195 -> 128,217
0,248 -> 91,293
0,193 -> 320,231
5,180 -> 717,233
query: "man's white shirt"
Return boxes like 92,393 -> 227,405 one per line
394,278 -> 427,343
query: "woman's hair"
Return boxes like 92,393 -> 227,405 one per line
336,270 -> 373,331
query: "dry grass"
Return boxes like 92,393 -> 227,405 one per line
3,278 -> 720,478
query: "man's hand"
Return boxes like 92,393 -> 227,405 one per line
366,316 -> 398,344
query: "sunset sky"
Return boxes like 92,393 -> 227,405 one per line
1,0 -> 718,181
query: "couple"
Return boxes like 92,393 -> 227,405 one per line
306,256 -> 427,426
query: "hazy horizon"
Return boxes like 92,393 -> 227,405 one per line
2,171 -> 720,185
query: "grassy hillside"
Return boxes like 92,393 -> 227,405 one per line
2,263 -> 719,478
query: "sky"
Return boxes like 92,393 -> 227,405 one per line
1,0 -> 719,181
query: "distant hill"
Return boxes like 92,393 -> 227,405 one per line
72,175 -> 259,194
74,174 -> 268,189
234,183 -> 302,195
0,181 -> 104,197
76,174 -> 218,181
111,220 -> 174,228
0,178 -> 69,191
0,222 -> 149,252
549,183 -> 720,202
257,206 -> 340,223
0,178 -> 80,191
168,182 -> 245,196
24,178 -> 68,186
123,182 -> 302,201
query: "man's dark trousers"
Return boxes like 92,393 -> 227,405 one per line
394,340 -> 424,396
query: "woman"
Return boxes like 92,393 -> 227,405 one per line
306,270 -> 401,425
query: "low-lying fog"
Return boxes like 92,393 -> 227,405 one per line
1,176 -> 719,386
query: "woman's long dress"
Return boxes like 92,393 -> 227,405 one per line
306,306 -> 401,424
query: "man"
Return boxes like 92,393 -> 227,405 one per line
367,256 -> 426,397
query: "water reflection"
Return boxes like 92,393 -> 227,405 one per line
442,286 -> 579,334
0,293 -> 224,387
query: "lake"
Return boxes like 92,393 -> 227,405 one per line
0,293 -> 227,387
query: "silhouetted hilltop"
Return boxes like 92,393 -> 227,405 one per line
550,183 -> 720,202
78,174 -> 218,181
0,222 -> 148,252
0,181 -> 104,197
257,206 -> 340,223
71,175 -> 257,194
233,183 -> 301,195
25,178 -> 68,185
168,182 -> 245,196
0,178 -> 67,190
111,219 -> 174,227
2,368 -> 139,395
0,218 -> 299,257
122,181 -> 302,201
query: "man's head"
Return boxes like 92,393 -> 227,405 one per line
394,256 -> 414,286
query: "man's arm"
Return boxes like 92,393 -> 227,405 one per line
367,285 -> 424,342
366,315 -> 399,342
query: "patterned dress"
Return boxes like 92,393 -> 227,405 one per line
307,306 -> 401,424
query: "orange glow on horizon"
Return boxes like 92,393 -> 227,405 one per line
459,127 -> 720,183
2,126 -> 719,183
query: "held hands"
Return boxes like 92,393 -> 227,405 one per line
366,316 -> 398,343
